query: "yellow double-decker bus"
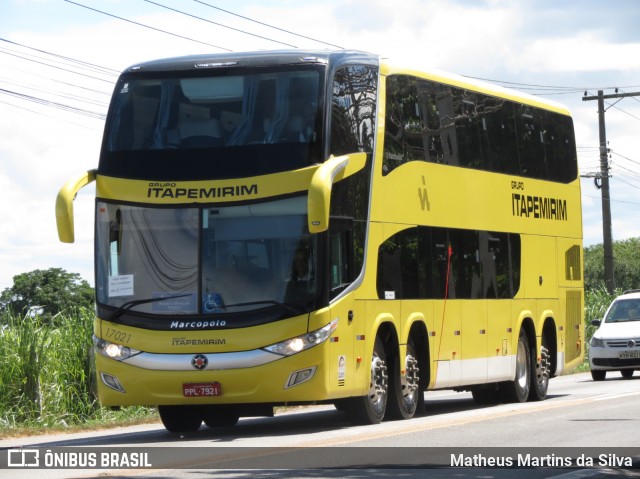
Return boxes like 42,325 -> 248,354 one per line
56,50 -> 584,432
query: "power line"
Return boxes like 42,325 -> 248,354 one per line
0,76 -> 109,108
0,37 -> 119,76
63,0 -> 233,52
611,150 -> 640,168
0,48 -> 114,84
0,98 -> 103,130
0,87 -> 106,119
143,0 -> 298,48
464,74 -> 640,97
193,0 -> 344,49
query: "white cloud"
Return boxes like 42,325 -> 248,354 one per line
512,34 -> 640,73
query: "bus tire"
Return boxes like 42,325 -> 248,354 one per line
471,386 -> 501,405
341,336 -> 388,425
529,340 -> 550,401
158,405 -> 203,433
203,405 -> 240,427
500,330 -> 531,403
386,337 -> 420,420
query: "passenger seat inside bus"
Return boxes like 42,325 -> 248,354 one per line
178,118 -> 223,147
280,115 -> 308,142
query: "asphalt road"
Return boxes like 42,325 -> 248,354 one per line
1,371 -> 639,478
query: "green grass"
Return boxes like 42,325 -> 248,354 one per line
0,288 -> 615,437
0,308 -> 156,438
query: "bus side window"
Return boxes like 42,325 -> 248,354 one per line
328,218 -> 354,299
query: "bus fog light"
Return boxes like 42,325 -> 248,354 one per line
285,366 -> 317,388
100,372 -> 126,393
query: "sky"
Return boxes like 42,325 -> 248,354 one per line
1,0 -> 640,290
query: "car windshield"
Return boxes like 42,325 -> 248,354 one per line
605,299 -> 640,323
95,196 -> 319,317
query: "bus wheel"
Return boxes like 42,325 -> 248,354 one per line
471,386 -> 501,405
203,405 -> 240,427
387,338 -> 420,420
342,336 -> 388,425
158,405 -> 203,433
500,330 -> 531,403
529,341 -> 550,401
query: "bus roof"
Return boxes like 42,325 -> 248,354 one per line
122,49 -> 379,73
381,57 -> 572,117
121,49 -> 571,117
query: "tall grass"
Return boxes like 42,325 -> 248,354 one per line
584,287 -> 617,341
0,308 -> 154,434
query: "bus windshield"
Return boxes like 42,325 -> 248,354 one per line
95,196 -> 319,317
101,67 -> 324,180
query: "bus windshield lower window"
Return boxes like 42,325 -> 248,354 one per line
95,196 -> 319,317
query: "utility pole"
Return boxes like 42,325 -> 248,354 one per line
583,89 -> 640,294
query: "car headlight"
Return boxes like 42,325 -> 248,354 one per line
263,319 -> 338,356
590,336 -> 605,348
93,335 -> 141,361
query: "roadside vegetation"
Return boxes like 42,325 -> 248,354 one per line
1,236 -> 638,437
0,307 -> 156,438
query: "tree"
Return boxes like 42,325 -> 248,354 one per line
584,238 -> 640,292
0,268 -> 94,321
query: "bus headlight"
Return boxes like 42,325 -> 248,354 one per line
93,335 -> 141,361
263,319 -> 338,356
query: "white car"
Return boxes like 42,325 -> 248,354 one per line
589,290 -> 640,381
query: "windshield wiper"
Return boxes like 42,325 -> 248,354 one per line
108,293 -> 192,321
220,300 -> 302,315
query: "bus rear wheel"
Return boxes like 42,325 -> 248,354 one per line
341,336 -> 388,425
386,338 -> 421,420
158,405 -> 203,433
529,341 -> 550,401
500,330 -> 531,403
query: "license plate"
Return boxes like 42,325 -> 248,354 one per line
619,351 -> 640,359
182,382 -> 222,397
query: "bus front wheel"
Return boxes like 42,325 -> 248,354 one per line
203,405 -> 240,427
158,405 -> 203,433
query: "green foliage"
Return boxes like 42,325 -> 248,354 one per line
584,287 -> 616,341
584,237 -> 640,291
0,307 -> 154,432
0,268 -> 94,322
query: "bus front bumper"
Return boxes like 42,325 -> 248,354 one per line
94,345 -> 342,406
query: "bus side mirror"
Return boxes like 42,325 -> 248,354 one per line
307,152 -> 366,234
55,169 -> 97,243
